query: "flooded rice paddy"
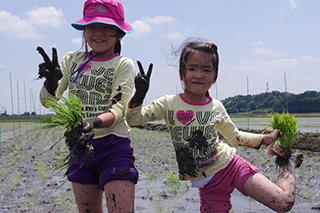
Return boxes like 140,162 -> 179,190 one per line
0,120 -> 319,212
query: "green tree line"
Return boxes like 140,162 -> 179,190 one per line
221,90 -> 320,114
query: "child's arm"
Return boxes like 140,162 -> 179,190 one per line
77,112 -> 114,137
261,129 -> 282,145
129,61 -> 153,108
216,101 -> 279,149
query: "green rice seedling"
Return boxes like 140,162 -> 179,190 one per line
155,206 -> 163,212
33,130 -> 41,138
10,171 -> 22,190
22,201 -> 35,210
40,93 -> 94,175
55,189 -> 77,211
164,172 -> 189,196
35,160 -> 47,182
40,93 -> 82,131
267,111 -> 298,167
0,168 -> 9,176
269,112 -> 298,148
301,188 -> 315,203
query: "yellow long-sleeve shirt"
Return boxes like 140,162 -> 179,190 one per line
40,51 -> 136,139
127,94 -> 263,180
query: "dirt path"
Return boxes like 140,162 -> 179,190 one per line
0,126 -> 319,212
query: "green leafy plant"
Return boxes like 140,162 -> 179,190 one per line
267,111 -> 299,167
269,111 -> 298,148
35,160 -> 47,182
40,93 -> 82,131
40,93 -> 93,174
164,172 -> 189,196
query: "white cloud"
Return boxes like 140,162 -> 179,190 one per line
279,0 -> 297,14
27,6 -> 65,27
301,55 -> 314,62
235,58 -> 299,72
252,42 -> 282,57
163,31 -> 184,43
263,58 -> 299,68
289,0 -> 297,9
0,7 -> 65,40
132,19 -> 152,35
142,16 -> 175,25
0,63 -> 6,69
0,10 -> 39,40
131,16 -> 174,37
253,47 -> 282,57
252,41 -> 264,46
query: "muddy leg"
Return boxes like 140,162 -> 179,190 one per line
244,153 -> 303,212
104,180 -> 135,213
71,182 -> 104,212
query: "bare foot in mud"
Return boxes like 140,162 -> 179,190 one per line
278,153 -> 303,180
275,152 -> 303,169
284,153 -> 303,172
289,152 -> 303,168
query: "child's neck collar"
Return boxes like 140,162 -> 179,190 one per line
179,93 -> 212,105
87,51 -> 119,61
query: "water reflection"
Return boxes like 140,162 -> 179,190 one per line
232,117 -> 320,133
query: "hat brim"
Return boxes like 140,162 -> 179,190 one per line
72,17 -> 133,34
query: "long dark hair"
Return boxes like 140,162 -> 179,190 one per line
178,39 -> 219,82
177,38 -> 219,97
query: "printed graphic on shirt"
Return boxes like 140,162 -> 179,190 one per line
176,110 -> 194,125
69,63 -> 122,119
168,109 -> 221,178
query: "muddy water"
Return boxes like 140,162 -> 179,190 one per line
0,127 -> 319,212
232,116 -> 320,133
131,128 -> 320,212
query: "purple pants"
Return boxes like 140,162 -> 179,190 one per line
67,135 -> 138,189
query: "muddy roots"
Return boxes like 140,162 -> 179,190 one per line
64,123 -> 94,164
268,145 -> 292,168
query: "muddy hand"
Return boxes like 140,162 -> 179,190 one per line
263,129 -> 282,146
129,61 -> 153,108
36,46 -> 63,95
135,60 -> 153,94
82,118 -> 102,133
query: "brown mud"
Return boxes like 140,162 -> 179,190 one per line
0,125 -> 319,212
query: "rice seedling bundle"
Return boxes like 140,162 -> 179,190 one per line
40,93 -> 93,174
269,111 -> 298,149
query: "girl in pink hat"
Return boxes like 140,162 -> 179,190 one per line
37,0 -> 140,212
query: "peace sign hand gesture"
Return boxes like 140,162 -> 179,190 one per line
135,61 -> 153,94
36,46 -> 63,96
129,61 -> 153,108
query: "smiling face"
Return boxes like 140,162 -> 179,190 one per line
84,23 -> 123,59
181,50 -> 216,103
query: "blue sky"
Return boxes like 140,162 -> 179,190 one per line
1,0 -> 319,114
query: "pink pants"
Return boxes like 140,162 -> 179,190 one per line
199,155 -> 260,212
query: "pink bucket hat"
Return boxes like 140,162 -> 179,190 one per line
72,0 -> 133,34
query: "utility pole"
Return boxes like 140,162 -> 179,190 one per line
284,73 -> 288,112
246,77 -> 250,130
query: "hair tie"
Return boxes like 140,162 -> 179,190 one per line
207,41 -> 212,46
